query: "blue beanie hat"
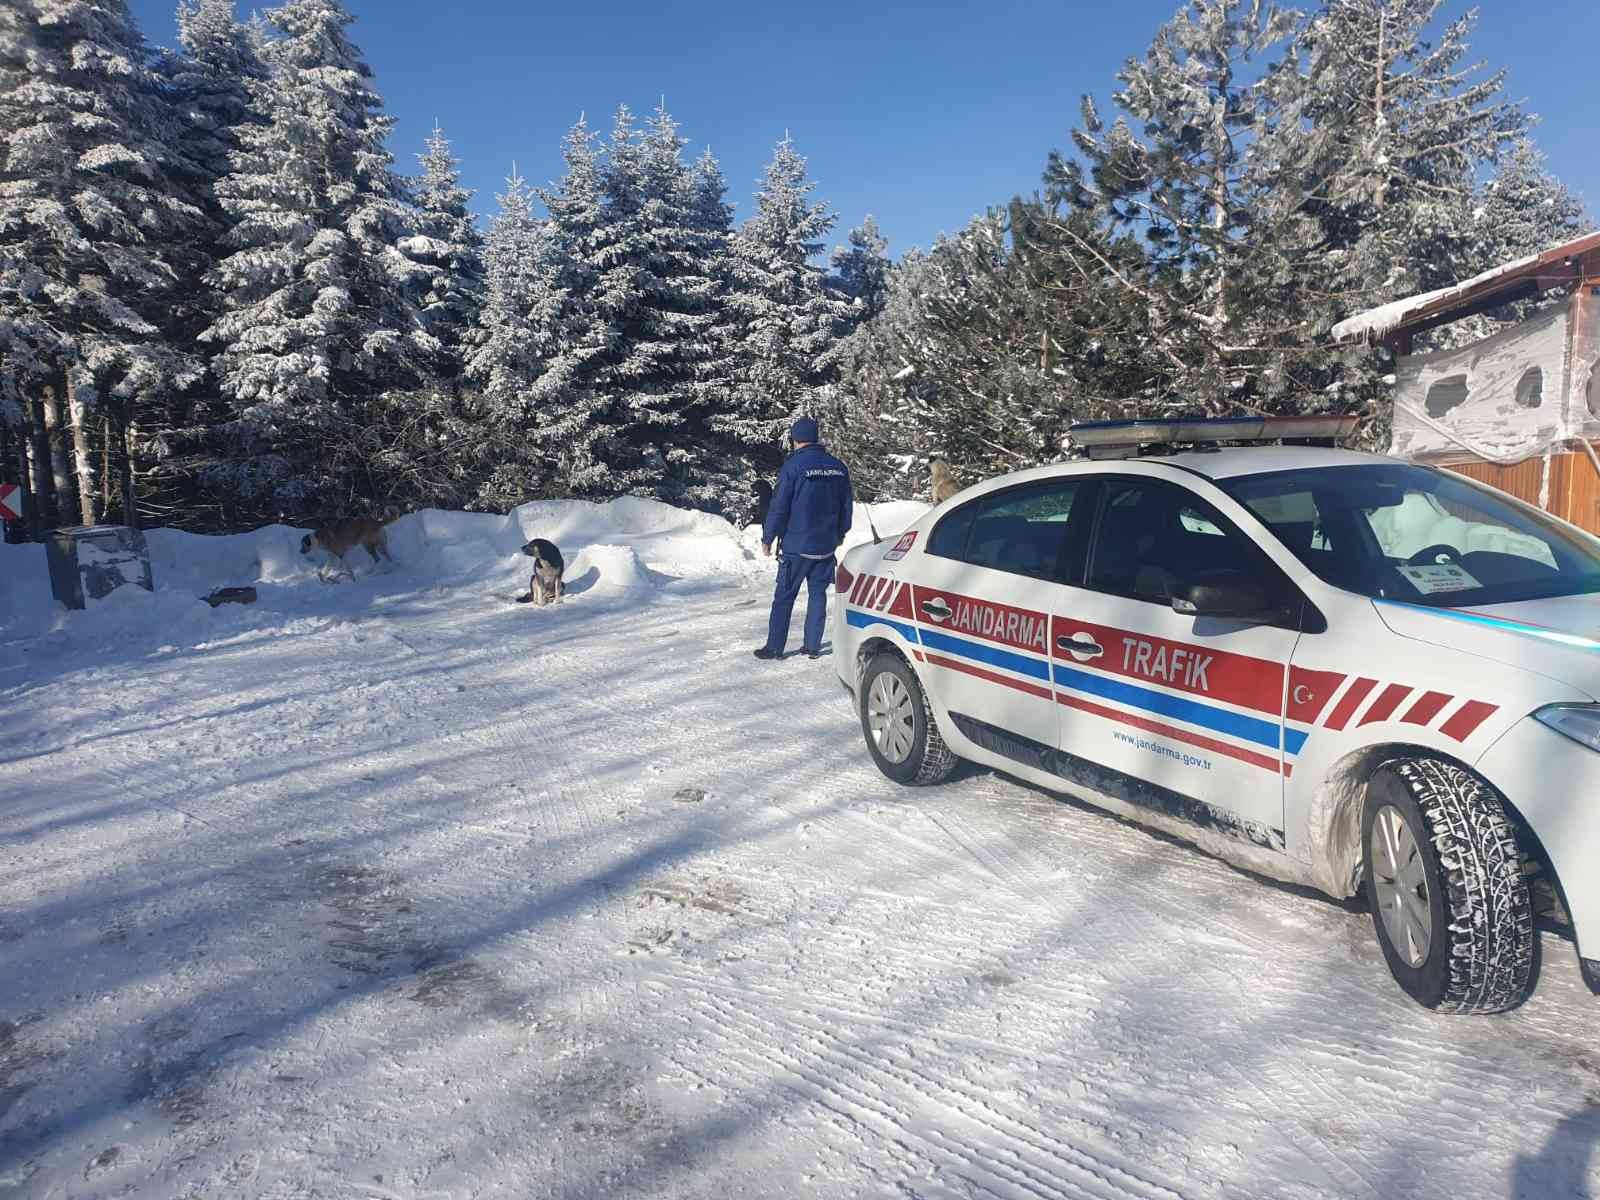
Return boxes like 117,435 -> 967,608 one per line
790,416 -> 820,444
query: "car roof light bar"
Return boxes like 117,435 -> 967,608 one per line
1066,414 -> 1360,460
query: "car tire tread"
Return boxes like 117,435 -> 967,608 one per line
860,651 -> 957,787
1368,758 -> 1534,1014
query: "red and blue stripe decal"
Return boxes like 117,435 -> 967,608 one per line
847,575 -> 1502,776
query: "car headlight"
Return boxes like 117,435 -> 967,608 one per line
1534,704 -> 1600,753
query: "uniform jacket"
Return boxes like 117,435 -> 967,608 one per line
762,444 -> 853,557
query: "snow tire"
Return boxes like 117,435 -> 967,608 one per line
1362,758 -> 1535,1014
859,652 -> 957,787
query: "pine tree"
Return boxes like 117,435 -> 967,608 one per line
678,145 -> 755,509
718,136 -> 852,467
830,214 -> 891,326
147,0 -> 269,523
1290,0 -> 1528,306
0,0 -> 201,527
533,116 -> 615,495
452,169 -> 554,507
619,105 -> 723,501
202,0 -> 436,518
166,0 -> 266,188
1471,140 -> 1590,270
1050,0 -> 1298,411
466,171 -> 549,426
407,124 -> 485,384
1283,0 -> 1530,437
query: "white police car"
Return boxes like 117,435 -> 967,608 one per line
834,416 -> 1600,1013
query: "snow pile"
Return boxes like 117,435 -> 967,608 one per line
0,496 -> 930,646
0,541 -> 51,639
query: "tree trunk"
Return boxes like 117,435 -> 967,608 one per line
28,392 -> 56,529
41,377 -> 77,527
19,413 -> 43,542
1373,8 -> 1388,211
0,420 -> 13,543
102,413 -> 112,516
120,409 -> 138,531
66,372 -> 98,526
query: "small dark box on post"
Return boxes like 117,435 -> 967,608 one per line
45,525 -> 155,610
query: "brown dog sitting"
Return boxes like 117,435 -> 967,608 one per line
301,517 -> 392,581
930,459 -> 960,504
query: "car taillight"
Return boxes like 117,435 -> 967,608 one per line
836,563 -> 854,593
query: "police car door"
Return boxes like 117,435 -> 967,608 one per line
1055,476 -> 1301,843
910,479 -> 1088,759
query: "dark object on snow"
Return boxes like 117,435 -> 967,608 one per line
751,478 -> 774,529
516,537 -> 565,605
673,787 -> 706,803
205,586 -> 258,608
45,525 -> 154,611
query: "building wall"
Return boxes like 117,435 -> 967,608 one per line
1391,306 -> 1570,463
1443,450 -> 1600,535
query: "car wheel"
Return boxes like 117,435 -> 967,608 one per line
1361,758 -> 1534,1014
859,652 -> 957,786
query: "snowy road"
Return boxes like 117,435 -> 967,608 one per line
4,539 -> 1600,1198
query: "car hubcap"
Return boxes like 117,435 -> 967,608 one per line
867,673 -> 917,764
1371,804 -> 1432,968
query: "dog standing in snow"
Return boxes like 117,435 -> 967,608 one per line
516,538 -> 565,605
301,517 -> 392,581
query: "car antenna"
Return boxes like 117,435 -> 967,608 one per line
865,502 -> 882,545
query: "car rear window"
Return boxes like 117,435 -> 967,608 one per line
927,481 -> 1080,581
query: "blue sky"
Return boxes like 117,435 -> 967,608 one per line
129,0 -> 1600,261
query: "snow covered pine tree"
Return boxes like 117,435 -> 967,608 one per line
0,0 -> 202,529
718,137 -> 853,474
202,0 -> 436,521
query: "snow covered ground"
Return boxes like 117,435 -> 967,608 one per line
3,498 -> 1600,1199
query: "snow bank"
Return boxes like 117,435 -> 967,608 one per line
0,496 -> 929,646
0,498 -> 770,643
0,541 -> 52,639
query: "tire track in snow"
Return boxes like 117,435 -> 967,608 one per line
896,793 -> 1384,1198
686,984 -> 1191,1200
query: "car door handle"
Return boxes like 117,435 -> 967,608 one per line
1057,635 -> 1104,658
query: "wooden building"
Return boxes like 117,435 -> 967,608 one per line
1333,230 -> 1600,532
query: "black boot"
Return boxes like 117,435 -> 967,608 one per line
752,646 -> 782,660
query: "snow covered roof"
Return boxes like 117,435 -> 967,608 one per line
1332,229 -> 1600,345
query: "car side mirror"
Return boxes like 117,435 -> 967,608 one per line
1171,572 -> 1275,622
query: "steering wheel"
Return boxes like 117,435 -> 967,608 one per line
1406,543 -> 1464,566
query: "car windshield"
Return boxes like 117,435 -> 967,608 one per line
1219,463 -> 1600,607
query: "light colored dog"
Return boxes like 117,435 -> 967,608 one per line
301,517 -> 391,581
930,460 -> 960,504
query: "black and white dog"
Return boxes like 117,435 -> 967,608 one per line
515,538 -> 565,605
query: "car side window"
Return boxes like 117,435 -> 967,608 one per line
1087,479 -> 1296,613
927,481 -> 1081,581
926,502 -> 978,561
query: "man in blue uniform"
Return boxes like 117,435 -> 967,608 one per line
754,417 -> 853,660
